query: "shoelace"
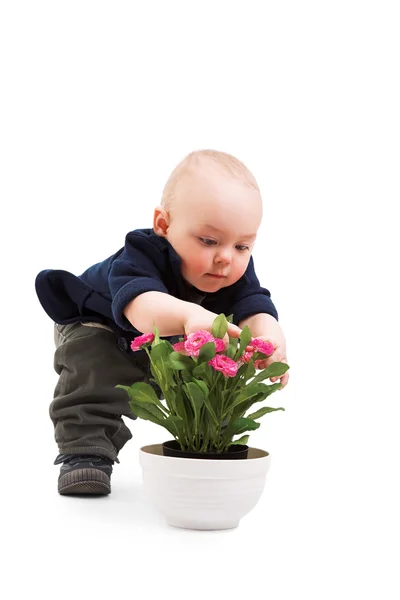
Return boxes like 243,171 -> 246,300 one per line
54,454 -> 113,466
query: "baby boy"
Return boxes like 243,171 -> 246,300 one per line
35,149 -> 289,495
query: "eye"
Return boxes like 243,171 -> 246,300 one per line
235,245 -> 250,252
199,237 -> 217,246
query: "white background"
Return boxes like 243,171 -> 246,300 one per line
1,1 -> 399,598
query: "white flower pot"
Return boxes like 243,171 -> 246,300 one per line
139,443 -> 271,530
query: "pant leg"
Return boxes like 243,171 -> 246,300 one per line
51,321 -> 151,462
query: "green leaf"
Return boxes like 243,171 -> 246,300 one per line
167,352 -> 195,370
116,382 -> 166,413
193,361 -> 211,379
222,383 -> 271,415
188,378 -> 218,427
150,341 -> 174,388
230,384 -> 282,422
251,362 -> 290,384
128,402 -> 167,429
129,400 -> 166,421
149,361 -> 164,393
152,322 -> 161,346
197,342 -> 216,365
192,379 -> 209,397
226,336 -> 239,359
246,406 -> 285,420
235,325 -> 252,359
184,382 -> 205,435
173,388 -> 188,421
236,363 -> 248,377
164,387 -> 177,414
181,369 -> 195,383
212,314 -> 228,338
235,417 -> 261,434
226,314 -> 234,323
243,360 -> 256,383
223,417 -> 260,438
151,340 -> 173,362
164,415 -> 185,440
234,360 -> 256,385
202,396 -> 219,427
230,435 -> 249,446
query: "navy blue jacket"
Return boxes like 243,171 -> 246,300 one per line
35,228 -> 278,342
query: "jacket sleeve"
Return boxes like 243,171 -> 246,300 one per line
229,257 -> 279,325
108,233 -> 169,330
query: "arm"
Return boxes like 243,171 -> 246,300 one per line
238,313 -> 282,339
124,291 -> 242,339
124,292 -> 194,337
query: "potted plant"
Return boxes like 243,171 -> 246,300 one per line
118,314 -> 289,530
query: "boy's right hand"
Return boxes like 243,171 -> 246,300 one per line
184,306 -> 242,347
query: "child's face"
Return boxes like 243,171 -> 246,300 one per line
154,170 -> 262,293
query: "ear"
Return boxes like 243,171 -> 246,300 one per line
153,205 -> 170,237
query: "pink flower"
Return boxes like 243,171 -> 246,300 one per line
173,341 -> 186,353
242,351 -> 254,363
184,330 -> 215,357
214,338 -> 225,352
241,344 -> 255,363
130,333 -> 155,351
208,355 -> 239,377
251,338 -> 274,357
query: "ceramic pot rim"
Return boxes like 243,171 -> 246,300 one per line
140,443 -> 269,460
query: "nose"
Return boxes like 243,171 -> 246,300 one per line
214,247 -> 232,265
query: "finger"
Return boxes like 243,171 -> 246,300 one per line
263,358 -> 282,372
265,354 -> 287,369
270,351 -> 286,363
278,373 -> 289,389
222,330 -> 239,349
254,359 -> 267,370
270,359 -> 289,383
227,324 -> 242,338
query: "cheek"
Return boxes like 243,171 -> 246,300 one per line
189,251 -> 209,272
182,247 -> 209,273
232,255 -> 251,279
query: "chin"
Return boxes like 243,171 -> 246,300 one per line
193,283 -> 210,292
201,280 -> 228,292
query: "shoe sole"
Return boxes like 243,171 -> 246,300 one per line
58,467 -> 111,495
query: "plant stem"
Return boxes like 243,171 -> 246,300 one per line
219,376 -> 228,415
207,371 -> 222,397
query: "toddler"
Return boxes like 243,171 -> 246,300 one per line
35,149 -> 289,495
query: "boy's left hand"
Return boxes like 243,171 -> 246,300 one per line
253,335 -> 289,390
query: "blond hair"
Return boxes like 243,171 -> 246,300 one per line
160,149 -> 260,212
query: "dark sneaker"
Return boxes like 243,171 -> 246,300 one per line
54,454 -> 114,495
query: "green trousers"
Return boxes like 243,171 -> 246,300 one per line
51,322 -> 152,462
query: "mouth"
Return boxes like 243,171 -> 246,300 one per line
206,273 -> 227,279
